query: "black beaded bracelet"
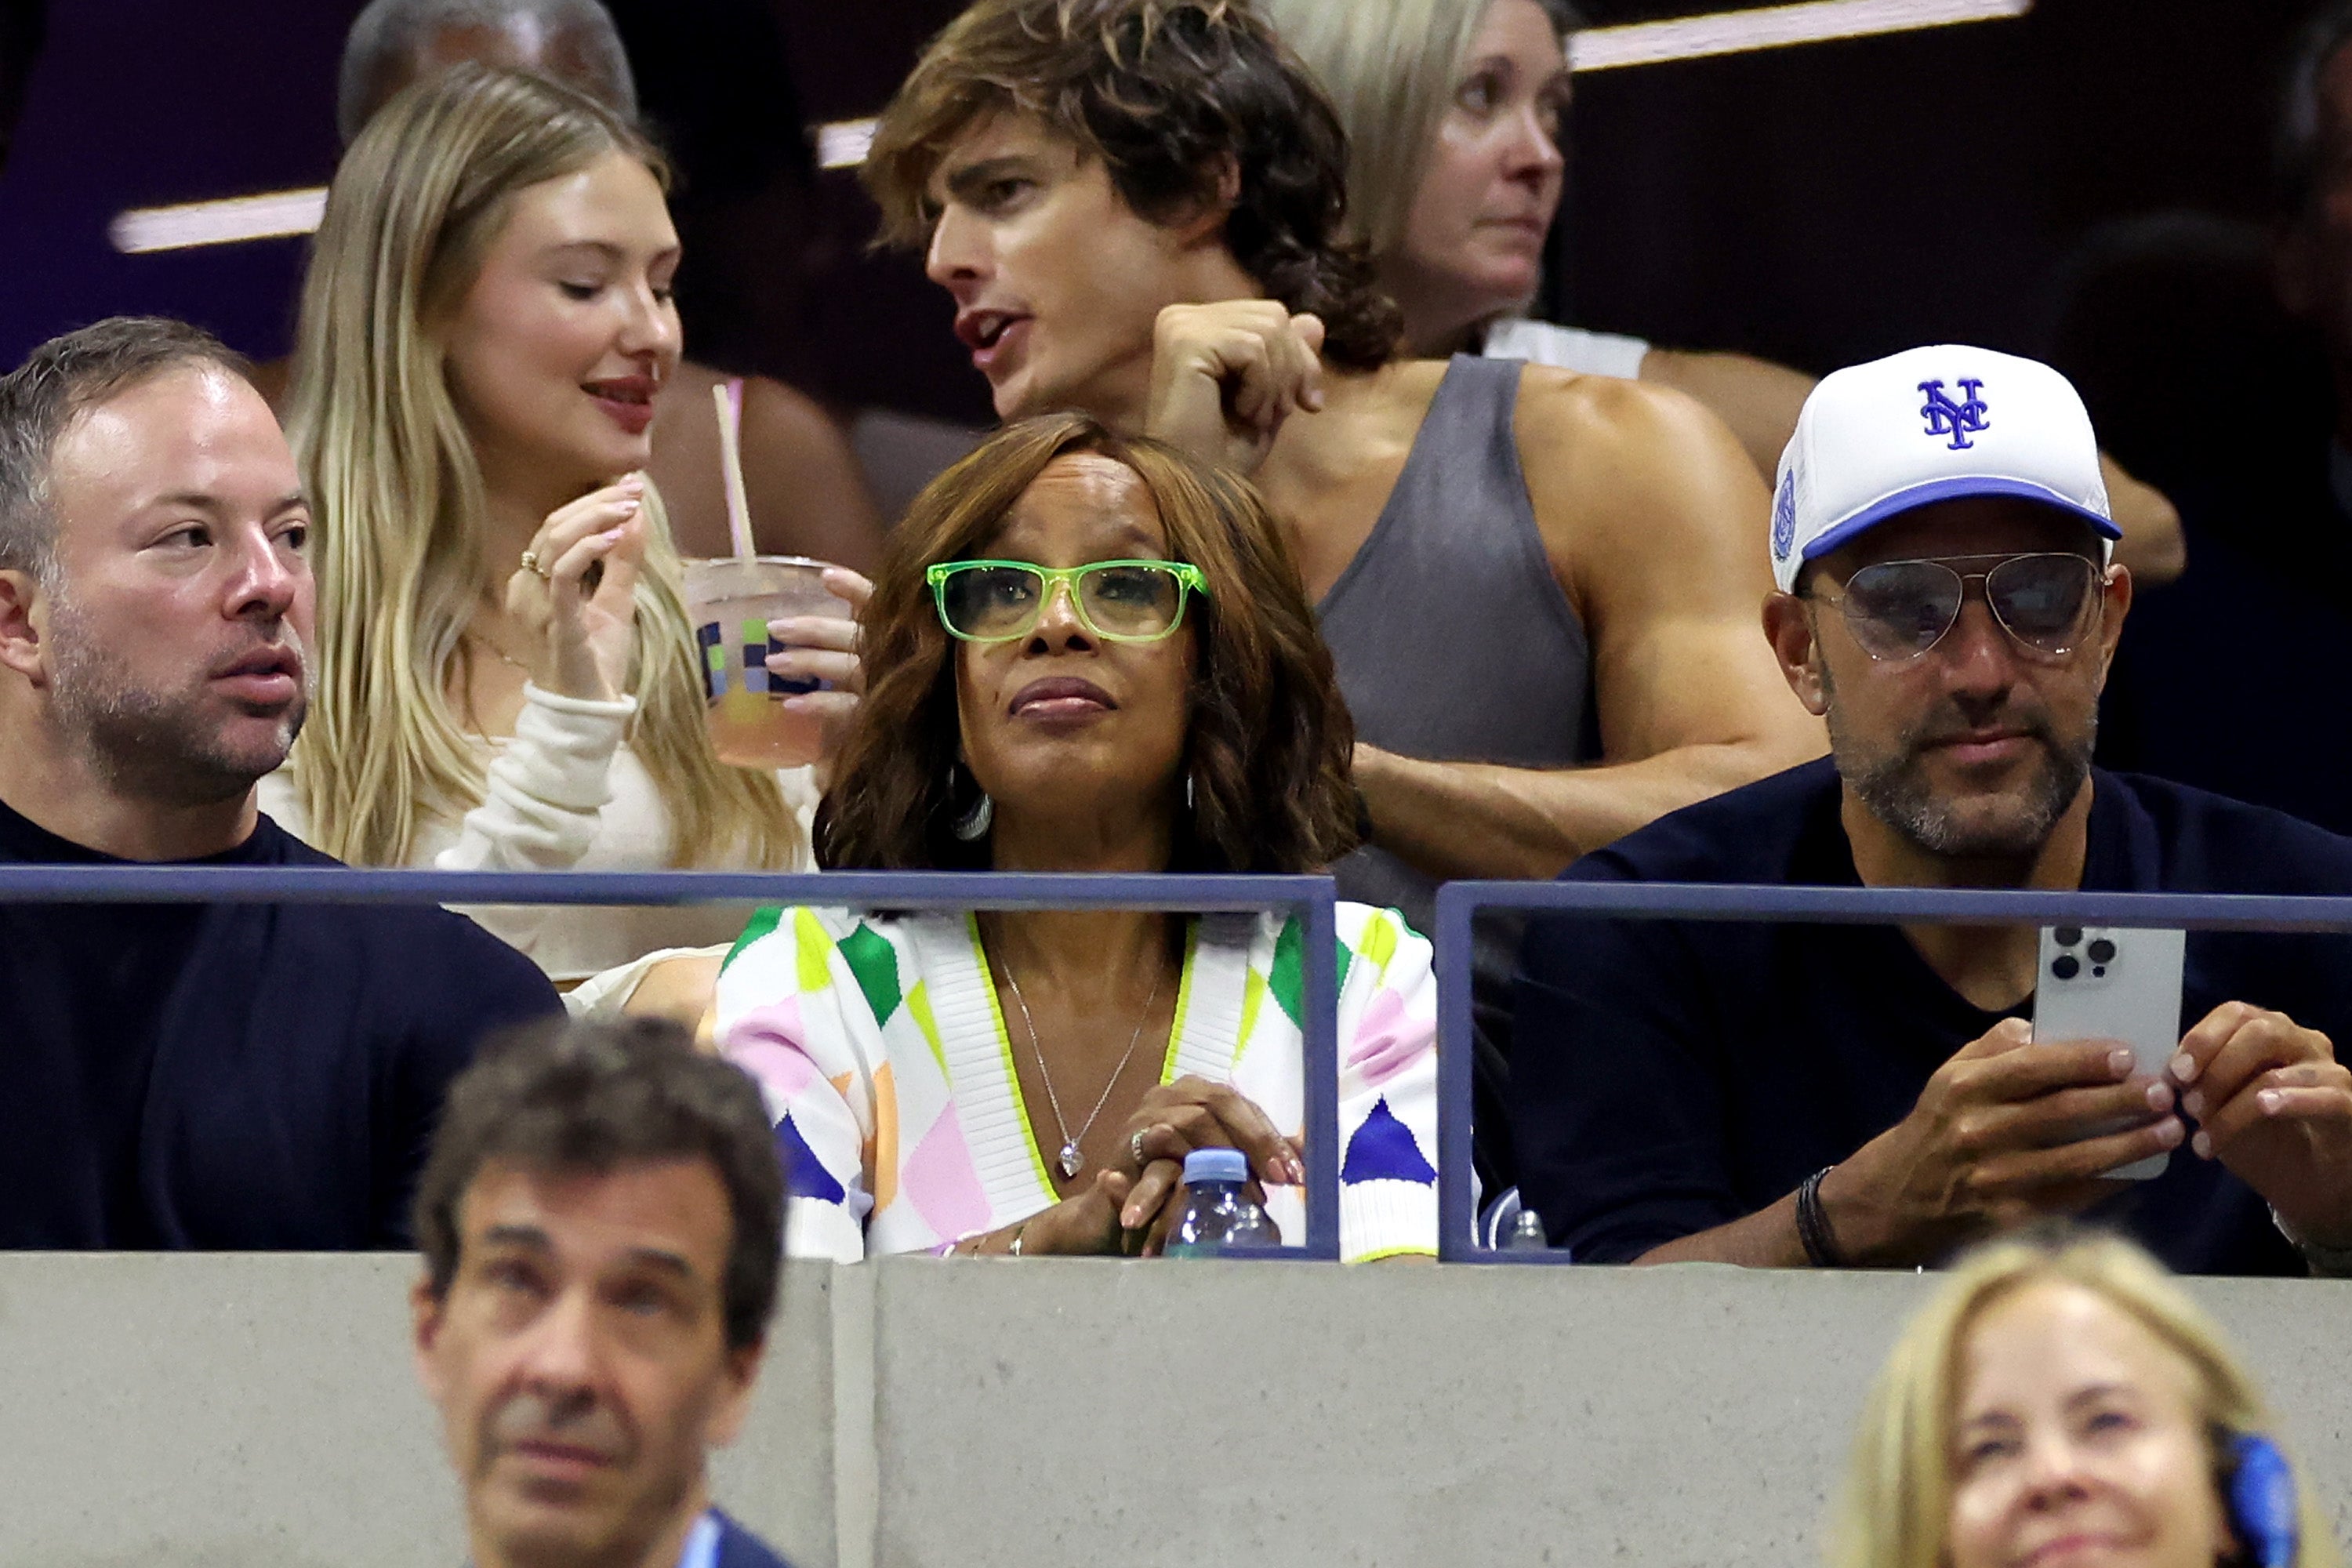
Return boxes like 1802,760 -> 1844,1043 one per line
1796,1164 -> 1848,1269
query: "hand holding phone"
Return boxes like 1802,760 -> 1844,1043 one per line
2033,925 -> 2187,1180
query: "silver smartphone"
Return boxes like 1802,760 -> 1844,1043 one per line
2032,925 -> 2187,1181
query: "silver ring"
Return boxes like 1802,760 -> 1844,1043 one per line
519,550 -> 549,579
1130,1128 -> 1148,1168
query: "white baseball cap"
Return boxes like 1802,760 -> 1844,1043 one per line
1769,344 -> 2117,593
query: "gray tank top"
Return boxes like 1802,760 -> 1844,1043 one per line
1319,354 -> 1592,935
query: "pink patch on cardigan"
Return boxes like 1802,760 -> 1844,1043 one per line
901,1110 -> 995,1241
1345,989 -> 1429,1089
725,1001 -> 818,1101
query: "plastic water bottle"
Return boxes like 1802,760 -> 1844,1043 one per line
1166,1148 -> 1279,1257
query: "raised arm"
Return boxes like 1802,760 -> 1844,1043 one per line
1355,373 -> 1823,882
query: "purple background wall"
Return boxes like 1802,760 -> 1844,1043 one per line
0,0 -> 358,365
0,0 -> 2332,441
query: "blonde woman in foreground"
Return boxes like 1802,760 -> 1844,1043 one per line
1836,1230 -> 2337,1568
261,64 -> 810,984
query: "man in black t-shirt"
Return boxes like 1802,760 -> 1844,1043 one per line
1512,345 -> 2352,1276
0,317 -> 558,1248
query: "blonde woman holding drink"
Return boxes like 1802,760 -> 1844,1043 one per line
261,64 -> 821,984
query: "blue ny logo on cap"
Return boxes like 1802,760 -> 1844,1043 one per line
1772,470 -> 1797,561
1918,378 -> 1991,450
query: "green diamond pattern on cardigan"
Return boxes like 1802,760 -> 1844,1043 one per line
720,906 -> 784,975
1266,916 -> 1355,1030
837,920 -> 904,1024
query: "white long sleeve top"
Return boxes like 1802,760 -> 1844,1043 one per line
258,683 -> 817,984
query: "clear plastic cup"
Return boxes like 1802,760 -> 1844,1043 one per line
684,556 -> 850,769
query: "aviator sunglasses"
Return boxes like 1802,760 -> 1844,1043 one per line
1806,552 -> 2104,662
926,558 -> 1209,644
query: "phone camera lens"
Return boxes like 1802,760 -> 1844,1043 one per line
2055,927 -> 2083,947
2087,938 -> 2117,964
2053,954 -> 2081,980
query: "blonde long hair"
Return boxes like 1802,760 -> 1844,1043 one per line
286,64 -> 796,869
1831,1231 -> 2342,1568
1250,0 -> 1499,259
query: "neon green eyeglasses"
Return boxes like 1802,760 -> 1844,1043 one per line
925,558 -> 1209,644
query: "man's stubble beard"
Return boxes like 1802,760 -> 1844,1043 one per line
1821,659 -> 2092,864
45,595 -> 306,810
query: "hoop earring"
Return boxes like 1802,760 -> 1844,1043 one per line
949,765 -> 994,841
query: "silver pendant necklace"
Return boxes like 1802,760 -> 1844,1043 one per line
999,953 -> 1164,1181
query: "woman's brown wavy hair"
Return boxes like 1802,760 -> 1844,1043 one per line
816,412 -> 1358,873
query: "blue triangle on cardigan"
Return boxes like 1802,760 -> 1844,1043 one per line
1339,1096 -> 1436,1185
776,1116 -> 846,1205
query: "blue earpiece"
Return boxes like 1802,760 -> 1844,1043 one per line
2228,1432 -> 2299,1568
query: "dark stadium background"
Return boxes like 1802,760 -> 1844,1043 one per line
0,0 -> 2325,459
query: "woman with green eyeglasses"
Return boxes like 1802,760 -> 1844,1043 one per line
697,412 -> 1440,1262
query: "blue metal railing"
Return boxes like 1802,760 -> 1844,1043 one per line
1432,880 -> 2352,1264
0,866 -> 1343,1262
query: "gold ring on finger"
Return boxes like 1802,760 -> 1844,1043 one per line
1131,1127 -> 1148,1168
519,550 -> 550,579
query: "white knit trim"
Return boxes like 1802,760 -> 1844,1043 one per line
907,915 -> 1053,1218
1340,1178 -> 1439,1262
1168,913 -> 1253,1082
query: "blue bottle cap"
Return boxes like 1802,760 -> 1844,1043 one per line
1182,1147 -> 1250,1185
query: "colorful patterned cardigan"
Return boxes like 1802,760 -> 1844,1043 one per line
713,903 -> 1439,1263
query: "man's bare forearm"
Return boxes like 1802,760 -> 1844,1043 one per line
1352,738 -> 1813,882
2101,452 -> 2184,586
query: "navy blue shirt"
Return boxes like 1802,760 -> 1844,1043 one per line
0,796 -> 560,1249
1511,759 -> 2352,1274
713,1510 -> 796,1568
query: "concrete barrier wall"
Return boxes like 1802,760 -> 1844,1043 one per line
0,1257 -> 837,1568
2,1258 -> 2347,1568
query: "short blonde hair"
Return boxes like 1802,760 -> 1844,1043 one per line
1253,0 -> 1496,260
1255,0 -> 1577,264
1831,1231 -> 2341,1568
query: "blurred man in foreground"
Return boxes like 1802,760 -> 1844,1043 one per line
0,315 -> 556,1247
1513,346 -> 2352,1277
412,1016 -> 795,1568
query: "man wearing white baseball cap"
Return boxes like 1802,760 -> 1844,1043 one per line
1512,344 -> 2352,1277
